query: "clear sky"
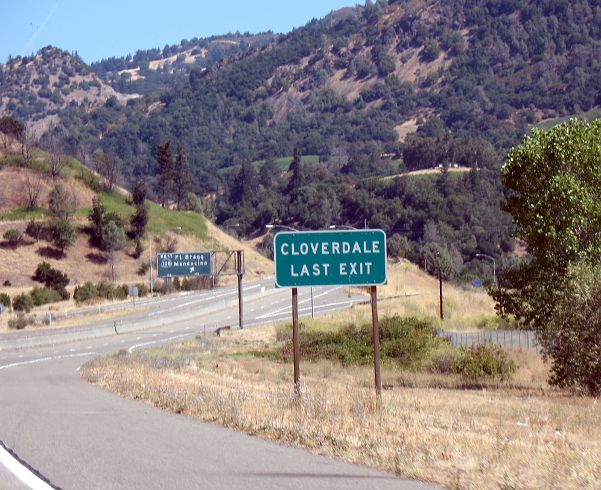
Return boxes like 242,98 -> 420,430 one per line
0,1 -> 356,64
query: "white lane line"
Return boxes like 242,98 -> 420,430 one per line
0,352 -> 96,371
146,290 -> 236,317
128,333 -> 194,353
256,300 -> 356,320
0,442 -> 54,490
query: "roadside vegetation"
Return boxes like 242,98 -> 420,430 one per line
81,312 -> 599,490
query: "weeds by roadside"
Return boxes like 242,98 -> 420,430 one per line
81,324 -> 601,489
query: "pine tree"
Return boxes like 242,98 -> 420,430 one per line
287,146 -> 304,192
156,141 -> 173,208
173,145 -> 193,210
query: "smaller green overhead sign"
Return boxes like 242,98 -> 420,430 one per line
157,252 -> 212,278
274,230 -> 387,287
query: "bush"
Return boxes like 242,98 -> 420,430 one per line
453,344 -> 516,382
33,262 -> 69,290
8,314 -> 30,330
135,283 -> 148,297
33,261 -> 52,283
3,228 -> 22,247
25,220 -> 44,241
0,292 -> 10,307
280,315 -> 449,368
12,293 -> 34,313
429,349 -> 459,374
30,286 -> 61,306
73,282 -> 99,303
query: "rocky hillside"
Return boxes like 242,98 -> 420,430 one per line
0,46 -> 139,135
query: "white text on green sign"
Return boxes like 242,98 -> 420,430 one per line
157,252 -> 212,277
274,230 -> 387,287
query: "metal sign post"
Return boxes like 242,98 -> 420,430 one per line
291,287 -> 300,395
236,250 -> 244,329
371,286 -> 382,397
273,229 -> 387,396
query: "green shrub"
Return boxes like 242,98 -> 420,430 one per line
115,285 -> 128,300
73,282 -> 99,303
135,283 -> 148,297
33,262 -> 52,283
13,293 -> 34,313
453,344 -> 516,382
0,292 -> 10,309
96,281 -> 115,300
33,262 -> 69,291
30,286 -> 61,306
3,228 -> 22,247
279,315 -> 449,368
25,220 -> 44,241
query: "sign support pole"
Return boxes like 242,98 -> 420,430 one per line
236,250 -> 244,329
292,287 -> 301,395
438,268 -> 444,321
371,285 -> 382,397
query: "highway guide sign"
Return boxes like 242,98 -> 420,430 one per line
274,230 -> 387,287
157,252 -> 212,278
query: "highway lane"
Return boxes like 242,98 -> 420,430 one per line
0,281 -> 441,489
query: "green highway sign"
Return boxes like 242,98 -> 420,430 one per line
157,252 -> 212,278
274,230 -> 387,287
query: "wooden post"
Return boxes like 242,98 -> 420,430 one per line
236,250 -> 244,329
292,287 -> 301,395
438,268 -> 444,321
371,286 -> 382,397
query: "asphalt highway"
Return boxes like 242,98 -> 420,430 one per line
0,280 -> 441,489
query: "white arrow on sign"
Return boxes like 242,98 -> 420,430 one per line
190,267 -> 195,273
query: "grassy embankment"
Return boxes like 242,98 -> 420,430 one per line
81,262 -> 600,489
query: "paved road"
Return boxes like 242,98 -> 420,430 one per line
0,281 -> 441,489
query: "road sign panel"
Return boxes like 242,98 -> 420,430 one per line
274,230 -> 387,287
157,252 -> 212,278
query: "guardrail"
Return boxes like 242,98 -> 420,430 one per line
0,283 -> 278,351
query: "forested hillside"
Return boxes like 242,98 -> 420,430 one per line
89,33 -> 277,95
2,0 -> 600,282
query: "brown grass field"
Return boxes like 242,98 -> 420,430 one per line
81,267 -> 601,489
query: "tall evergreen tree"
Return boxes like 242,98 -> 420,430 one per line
287,146 -> 304,193
173,145 -> 193,210
156,141 -> 173,208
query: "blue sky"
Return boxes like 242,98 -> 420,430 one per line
1,1 -> 356,64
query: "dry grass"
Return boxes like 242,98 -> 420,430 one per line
344,261 -> 497,331
82,326 -> 601,489
0,304 -> 142,333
